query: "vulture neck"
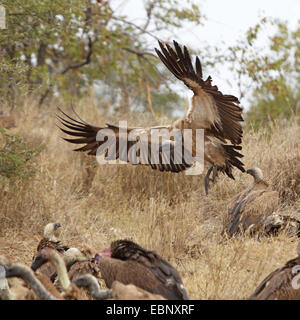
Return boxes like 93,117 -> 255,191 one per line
5,264 -> 57,300
48,251 -> 71,291
43,223 -> 59,242
254,179 -> 269,189
249,168 -> 269,188
73,274 -> 113,300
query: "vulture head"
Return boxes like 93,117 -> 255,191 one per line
31,247 -> 52,271
246,167 -> 264,183
95,240 -> 147,262
43,222 -> 61,242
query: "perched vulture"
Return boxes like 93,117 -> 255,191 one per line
33,247 -> 96,283
249,255 -> 300,300
31,247 -> 108,300
57,40 -> 245,194
222,167 -> 279,237
94,239 -> 189,300
31,222 -> 69,278
30,247 -> 88,300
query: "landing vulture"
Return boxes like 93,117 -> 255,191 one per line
249,255 -> 300,300
57,40 -> 245,194
94,239 -> 189,300
222,167 -> 279,237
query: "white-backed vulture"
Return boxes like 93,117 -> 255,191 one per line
51,247 -> 101,299
31,222 -> 69,278
57,40 -> 245,194
33,246 -> 99,287
249,255 -> 300,300
222,167 -> 279,237
94,239 -> 189,300
31,247 -> 87,300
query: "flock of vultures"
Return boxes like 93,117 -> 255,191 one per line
0,41 -> 299,300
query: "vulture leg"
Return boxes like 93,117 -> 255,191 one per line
204,166 -> 214,196
211,166 -> 219,184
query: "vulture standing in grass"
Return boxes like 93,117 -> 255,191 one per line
222,167 -> 279,237
57,40 -> 245,194
94,239 -> 189,300
249,255 -> 300,300
31,222 -> 69,278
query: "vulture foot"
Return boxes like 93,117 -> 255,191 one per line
204,166 -> 218,196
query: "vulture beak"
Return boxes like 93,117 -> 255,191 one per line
94,247 -> 112,264
94,253 -> 101,265
54,222 -> 61,230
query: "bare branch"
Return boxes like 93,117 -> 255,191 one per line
110,15 -> 161,41
60,37 -> 93,75
123,47 -> 157,58
141,1 -> 155,32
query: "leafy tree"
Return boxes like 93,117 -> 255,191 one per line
215,17 -> 300,127
0,0 -> 202,116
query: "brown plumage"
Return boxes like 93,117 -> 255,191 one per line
222,167 -> 279,237
94,239 -> 189,300
249,255 -> 300,300
31,222 -> 69,279
68,259 -> 100,282
57,40 -> 245,195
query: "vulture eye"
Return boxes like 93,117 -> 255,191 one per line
54,222 -> 61,230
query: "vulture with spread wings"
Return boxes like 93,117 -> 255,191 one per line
57,40 -> 245,194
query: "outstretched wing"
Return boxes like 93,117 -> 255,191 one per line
155,40 -> 243,145
57,109 -> 193,173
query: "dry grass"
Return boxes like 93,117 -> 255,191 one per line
0,96 -> 299,299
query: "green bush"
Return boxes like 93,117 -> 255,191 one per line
0,128 -> 42,187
